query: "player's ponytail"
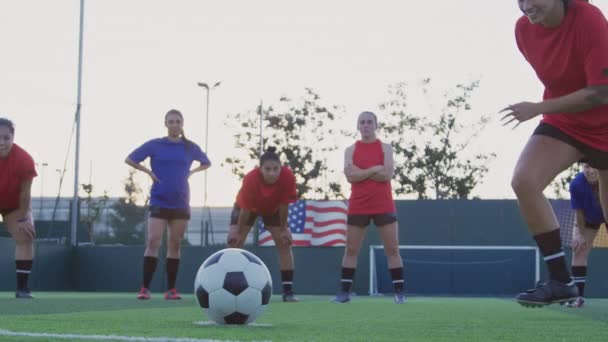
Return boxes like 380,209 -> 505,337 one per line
260,146 -> 281,166
0,118 -> 15,135
165,109 -> 192,152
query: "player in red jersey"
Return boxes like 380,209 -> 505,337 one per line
0,118 -> 37,299
227,146 -> 299,302
332,111 -> 405,304
500,0 -> 608,306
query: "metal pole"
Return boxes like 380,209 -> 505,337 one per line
71,0 -> 85,247
39,163 -> 48,219
204,88 -> 210,208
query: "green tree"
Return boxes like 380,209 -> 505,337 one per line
98,170 -> 147,245
224,88 -> 344,199
379,79 -> 495,199
550,165 -> 580,199
80,183 -> 109,244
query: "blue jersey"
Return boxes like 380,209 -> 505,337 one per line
569,172 -> 605,225
128,137 -> 210,209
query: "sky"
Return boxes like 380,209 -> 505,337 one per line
3,0 -> 608,207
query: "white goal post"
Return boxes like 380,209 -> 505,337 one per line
369,245 -> 540,296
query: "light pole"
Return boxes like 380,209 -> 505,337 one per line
36,162 -> 48,220
196,81 -> 221,208
197,81 -> 221,245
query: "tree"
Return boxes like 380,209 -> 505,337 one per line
99,170 -> 147,245
550,164 -> 579,199
378,79 -> 495,199
80,183 -> 109,244
223,88 -> 344,199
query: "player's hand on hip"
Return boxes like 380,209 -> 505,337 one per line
499,102 -> 542,129
149,172 -> 160,183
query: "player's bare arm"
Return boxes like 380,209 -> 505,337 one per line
370,143 -> 395,182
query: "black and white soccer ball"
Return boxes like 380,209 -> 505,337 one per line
194,248 -> 272,325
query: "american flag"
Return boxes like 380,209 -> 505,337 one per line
258,200 -> 348,247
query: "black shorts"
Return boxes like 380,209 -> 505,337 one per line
230,204 -> 281,227
583,221 -> 607,230
0,208 -> 17,217
149,206 -> 191,220
347,213 -> 397,227
533,123 -> 608,170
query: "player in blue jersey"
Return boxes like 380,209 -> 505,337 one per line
567,163 -> 606,308
126,109 -> 211,300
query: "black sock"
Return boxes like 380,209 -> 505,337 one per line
142,256 -> 158,289
15,260 -> 33,291
340,267 -> 355,293
572,266 -> 587,297
166,258 -> 180,290
389,267 -> 404,293
281,270 -> 294,294
534,230 -> 571,283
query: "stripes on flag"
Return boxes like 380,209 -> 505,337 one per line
258,200 -> 347,247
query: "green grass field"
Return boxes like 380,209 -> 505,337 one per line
1,293 -> 607,342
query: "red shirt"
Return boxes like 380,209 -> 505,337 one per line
236,166 -> 297,216
348,139 -> 395,215
515,0 -> 608,151
0,144 -> 37,209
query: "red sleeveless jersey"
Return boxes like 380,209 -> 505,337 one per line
515,0 -> 608,151
0,144 -> 37,210
348,139 -> 395,215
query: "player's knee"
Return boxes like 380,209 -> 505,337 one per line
168,237 -> 181,250
510,172 -> 539,196
147,236 -> 162,251
14,234 -> 33,245
384,246 -> 400,258
345,245 -> 360,257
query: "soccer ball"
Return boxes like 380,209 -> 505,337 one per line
194,248 -> 272,325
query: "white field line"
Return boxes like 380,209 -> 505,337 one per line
0,328 -> 271,342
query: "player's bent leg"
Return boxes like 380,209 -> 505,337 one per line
5,210 -> 35,299
569,225 -> 598,308
511,135 -> 581,306
267,226 -> 298,302
511,135 -> 581,235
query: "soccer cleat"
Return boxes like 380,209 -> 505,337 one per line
516,280 -> 578,307
282,292 -> 299,302
164,288 -> 182,300
566,296 -> 585,308
15,290 -> 33,299
137,287 -> 151,300
331,291 -> 351,303
393,292 -> 406,304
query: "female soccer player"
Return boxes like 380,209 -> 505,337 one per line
501,0 -> 608,306
332,111 -> 405,304
227,146 -> 299,302
0,118 -> 37,299
567,163 -> 605,308
126,109 -> 210,300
